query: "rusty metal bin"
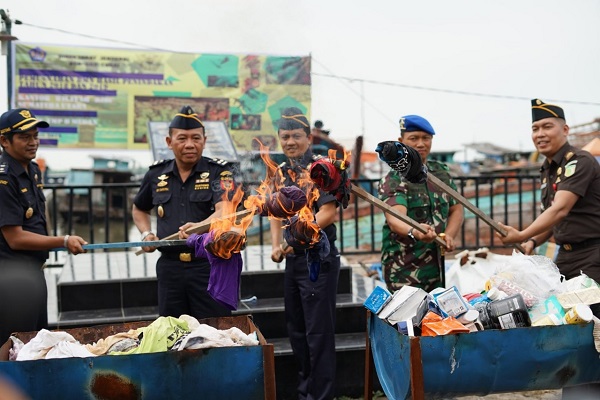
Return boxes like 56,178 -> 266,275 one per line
368,312 -> 600,399
0,315 -> 275,400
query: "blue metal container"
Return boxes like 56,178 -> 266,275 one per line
0,315 -> 275,400
369,313 -> 600,399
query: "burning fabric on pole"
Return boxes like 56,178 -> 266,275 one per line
309,149 -> 352,209
186,231 -> 243,311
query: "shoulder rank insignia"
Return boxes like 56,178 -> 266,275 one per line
0,162 -> 8,175
149,159 -> 168,169
565,151 -> 574,161
209,158 -> 229,166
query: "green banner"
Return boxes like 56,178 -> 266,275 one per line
14,43 -> 311,152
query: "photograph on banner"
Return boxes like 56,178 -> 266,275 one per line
12,43 -> 311,153
134,96 -> 230,144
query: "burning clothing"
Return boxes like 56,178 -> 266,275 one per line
378,160 -> 458,292
186,232 -> 243,311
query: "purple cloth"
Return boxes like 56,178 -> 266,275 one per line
187,232 -> 242,311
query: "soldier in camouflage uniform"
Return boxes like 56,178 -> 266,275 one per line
378,115 -> 464,293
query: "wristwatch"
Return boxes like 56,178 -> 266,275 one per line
407,228 -> 417,243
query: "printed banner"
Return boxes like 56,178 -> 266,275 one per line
13,43 -> 311,152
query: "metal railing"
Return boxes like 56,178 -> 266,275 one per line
44,175 -> 541,261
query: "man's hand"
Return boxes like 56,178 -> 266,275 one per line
66,235 -> 88,255
495,222 -> 525,245
141,232 -> 158,253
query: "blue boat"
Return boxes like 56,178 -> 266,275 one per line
368,313 -> 600,399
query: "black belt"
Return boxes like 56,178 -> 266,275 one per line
560,238 -> 600,252
160,251 -> 201,263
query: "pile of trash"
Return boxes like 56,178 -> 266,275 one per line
8,314 -> 259,361
364,249 -> 600,343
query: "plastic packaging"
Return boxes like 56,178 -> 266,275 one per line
473,302 -> 493,330
433,286 -> 469,318
488,294 -> 531,329
489,275 -> 538,308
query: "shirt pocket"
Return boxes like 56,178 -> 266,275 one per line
152,191 -> 172,206
190,189 -> 214,208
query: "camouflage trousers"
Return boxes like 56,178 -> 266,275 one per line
381,245 -> 443,293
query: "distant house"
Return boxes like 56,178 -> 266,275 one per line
433,143 -> 536,175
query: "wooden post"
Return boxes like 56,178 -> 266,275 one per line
410,336 -> 425,400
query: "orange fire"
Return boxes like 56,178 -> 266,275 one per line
208,140 -> 343,254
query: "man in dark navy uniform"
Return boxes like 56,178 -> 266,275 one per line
270,107 -> 341,400
499,99 -> 600,399
133,105 -> 234,320
0,108 -> 87,345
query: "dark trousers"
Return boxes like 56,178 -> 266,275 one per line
284,248 -> 340,400
0,258 -> 48,345
156,256 -> 231,321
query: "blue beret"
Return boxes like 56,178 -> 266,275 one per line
400,115 -> 435,136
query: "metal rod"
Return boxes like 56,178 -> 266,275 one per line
134,208 -> 254,256
53,239 -> 188,252
426,173 -> 527,253
350,184 -> 448,248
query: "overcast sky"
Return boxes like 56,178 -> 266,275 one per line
1,0 -> 599,169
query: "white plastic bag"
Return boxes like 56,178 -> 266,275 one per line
490,251 -> 563,307
445,248 -> 511,294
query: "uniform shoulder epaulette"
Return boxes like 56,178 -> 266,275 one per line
149,159 -> 169,169
311,154 -> 323,161
278,161 -> 287,169
0,162 -> 8,175
208,157 -> 229,166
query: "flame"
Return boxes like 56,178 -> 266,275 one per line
209,139 -> 328,253
327,148 -> 352,171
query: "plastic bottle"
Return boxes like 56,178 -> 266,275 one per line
486,287 -> 507,301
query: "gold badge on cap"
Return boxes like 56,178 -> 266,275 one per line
157,205 -> 165,218
399,117 -> 406,131
25,207 -> 34,219
536,99 -> 542,105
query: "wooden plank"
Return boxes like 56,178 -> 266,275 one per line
135,209 -> 253,255
426,173 -> 526,253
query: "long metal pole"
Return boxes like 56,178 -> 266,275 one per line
53,239 -> 188,252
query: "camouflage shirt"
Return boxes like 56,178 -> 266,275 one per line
378,159 -> 458,292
